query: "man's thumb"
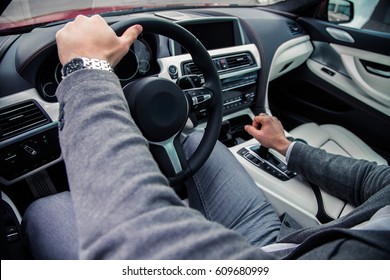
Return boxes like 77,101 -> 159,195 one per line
245,125 -> 256,136
121,24 -> 143,46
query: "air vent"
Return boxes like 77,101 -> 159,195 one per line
0,100 -> 50,141
183,52 -> 255,75
287,22 -> 303,35
184,63 -> 202,75
225,53 -> 253,70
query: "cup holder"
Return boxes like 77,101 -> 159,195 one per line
218,115 -> 253,147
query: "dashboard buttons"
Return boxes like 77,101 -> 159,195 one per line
168,65 -> 178,79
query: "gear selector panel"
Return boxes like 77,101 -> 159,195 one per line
237,145 -> 296,181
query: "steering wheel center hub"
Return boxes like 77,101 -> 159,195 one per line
124,77 -> 188,142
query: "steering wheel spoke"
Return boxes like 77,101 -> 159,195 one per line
149,134 -> 189,185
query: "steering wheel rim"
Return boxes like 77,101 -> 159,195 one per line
111,17 -> 223,185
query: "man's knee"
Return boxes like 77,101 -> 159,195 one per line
22,191 -> 78,259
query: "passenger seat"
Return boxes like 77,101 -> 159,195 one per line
288,123 -> 388,165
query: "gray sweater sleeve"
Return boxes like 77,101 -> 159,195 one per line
288,142 -> 390,206
56,70 -> 271,259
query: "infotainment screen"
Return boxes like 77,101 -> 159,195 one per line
172,18 -> 245,55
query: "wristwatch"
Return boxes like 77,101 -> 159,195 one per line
61,57 -> 113,79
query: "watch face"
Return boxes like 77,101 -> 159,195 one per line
62,58 -> 84,77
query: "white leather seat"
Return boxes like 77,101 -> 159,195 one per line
289,122 -> 387,165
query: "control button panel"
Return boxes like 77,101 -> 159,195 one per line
237,145 -> 297,181
0,127 -> 61,181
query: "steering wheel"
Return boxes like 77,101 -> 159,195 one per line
111,17 -> 223,186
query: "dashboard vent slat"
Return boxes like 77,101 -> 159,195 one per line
0,101 -> 50,141
185,63 -> 202,75
226,53 -> 252,69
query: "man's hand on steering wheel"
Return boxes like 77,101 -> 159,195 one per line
56,15 -> 142,67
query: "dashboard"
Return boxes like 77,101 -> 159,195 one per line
0,7 -> 318,226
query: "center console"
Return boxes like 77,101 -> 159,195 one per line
160,42 -> 261,124
159,16 -> 261,124
171,17 -> 354,228
228,130 -> 354,227
182,55 -> 258,121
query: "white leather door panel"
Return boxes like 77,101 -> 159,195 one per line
331,44 -> 390,108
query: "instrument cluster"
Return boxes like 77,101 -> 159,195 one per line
37,34 -> 158,102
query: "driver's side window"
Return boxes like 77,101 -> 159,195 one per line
328,0 -> 390,34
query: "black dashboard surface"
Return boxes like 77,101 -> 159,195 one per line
0,8 -> 305,99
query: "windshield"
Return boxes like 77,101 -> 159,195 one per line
0,0 -> 285,31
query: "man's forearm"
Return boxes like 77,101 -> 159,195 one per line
287,142 -> 390,206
